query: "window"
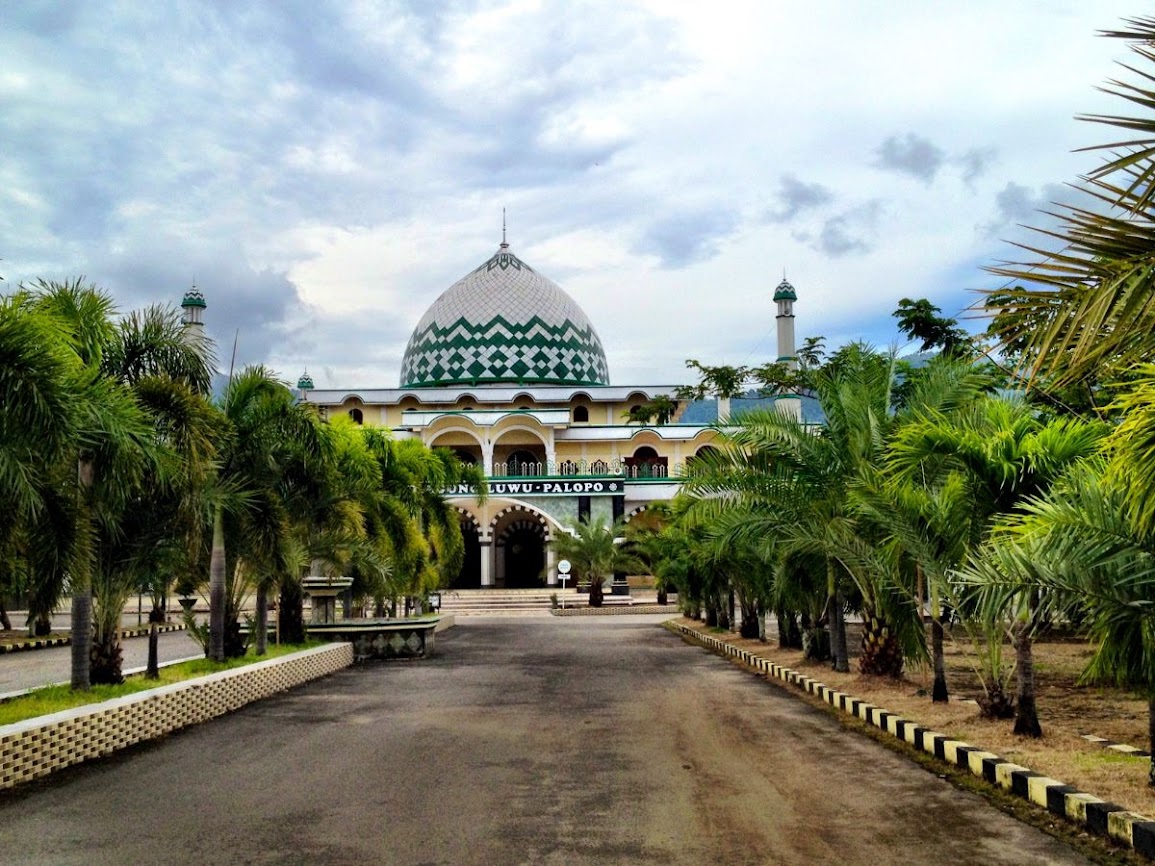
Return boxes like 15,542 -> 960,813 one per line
573,406 -> 589,423
349,407 -> 364,425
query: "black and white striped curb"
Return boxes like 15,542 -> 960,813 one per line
0,624 -> 187,655
670,622 -> 1155,860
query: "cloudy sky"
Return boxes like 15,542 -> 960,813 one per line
0,1 -> 1143,387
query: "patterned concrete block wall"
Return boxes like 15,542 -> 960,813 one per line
671,623 -> 1155,860
0,643 -> 353,791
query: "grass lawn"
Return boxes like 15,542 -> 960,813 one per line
675,617 -> 1154,821
0,642 -> 321,727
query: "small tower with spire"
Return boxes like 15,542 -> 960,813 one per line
297,370 -> 315,402
774,275 -> 797,371
180,284 -> 207,347
774,275 -> 802,422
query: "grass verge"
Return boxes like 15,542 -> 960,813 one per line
0,642 -> 321,727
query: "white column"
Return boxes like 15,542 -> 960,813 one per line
479,540 -> 494,587
546,543 -> 558,587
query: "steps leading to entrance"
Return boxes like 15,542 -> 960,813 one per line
437,588 -> 665,616
439,588 -> 575,616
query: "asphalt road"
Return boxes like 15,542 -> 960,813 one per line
0,630 -> 204,695
0,616 -> 1088,865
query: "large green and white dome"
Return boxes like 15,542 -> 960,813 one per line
399,243 -> 611,388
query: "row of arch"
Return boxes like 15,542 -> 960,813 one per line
450,501 -> 650,589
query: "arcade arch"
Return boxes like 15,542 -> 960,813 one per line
490,505 -> 553,589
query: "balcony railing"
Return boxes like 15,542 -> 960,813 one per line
488,460 -> 676,479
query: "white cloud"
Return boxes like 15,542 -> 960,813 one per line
0,0 -> 1144,385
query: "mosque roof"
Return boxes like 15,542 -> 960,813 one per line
399,243 -> 610,388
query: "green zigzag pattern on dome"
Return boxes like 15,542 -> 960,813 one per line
400,314 -> 610,387
472,251 -> 533,274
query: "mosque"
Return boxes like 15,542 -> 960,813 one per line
190,238 -> 800,590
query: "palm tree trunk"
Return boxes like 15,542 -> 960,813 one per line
588,577 -> 604,608
279,580 -> 305,644
208,505 -> 226,662
255,582 -> 269,656
931,613 -> 949,702
1148,696 -> 1154,788
827,559 -> 849,673
70,460 -> 95,691
860,608 -> 903,677
0,602 -> 11,632
146,613 -> 160,679
1012,618 -> 1042,737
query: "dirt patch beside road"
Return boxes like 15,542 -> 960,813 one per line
675,617 -> 1154,821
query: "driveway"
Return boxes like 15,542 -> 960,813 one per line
0,616 -> 1088,865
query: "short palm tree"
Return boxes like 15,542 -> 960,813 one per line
960,459 -> 1155,784
552,518 -> 641,608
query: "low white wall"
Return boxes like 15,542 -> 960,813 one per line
0,642 -> 353,791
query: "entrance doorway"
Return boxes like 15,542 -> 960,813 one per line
497,519 -> 546,588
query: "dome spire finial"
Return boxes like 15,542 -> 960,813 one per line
501,208 -> 508,249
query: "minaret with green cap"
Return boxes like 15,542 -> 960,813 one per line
297,370 -> 315,401
180,284 -> 206,346
774,275 -> 797,371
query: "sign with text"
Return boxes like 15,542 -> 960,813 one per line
445,479 -> 624,497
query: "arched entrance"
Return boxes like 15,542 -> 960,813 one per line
451,516 -> 482,589
495,516 -> 547,588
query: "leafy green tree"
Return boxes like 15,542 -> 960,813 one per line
893,298 -> 970,356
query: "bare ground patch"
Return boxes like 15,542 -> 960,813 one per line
675,617 -> 1153,819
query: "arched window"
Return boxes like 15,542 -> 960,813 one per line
559,460 -> 579,475
349,407 -> 364,425
590,459 -> 609,475
685,445 -> 719,476
625,445 -> 666,478
573,405 -> 589,423
452,449 -> 477,465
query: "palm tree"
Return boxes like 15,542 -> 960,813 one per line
889,394 -> 1106,729
209,366 -> 326,659
851,469 -> 975,701
23,280 -> 162,690
985,18 -> 1155,389
686,344 -> 905,672
552,518 -> 641,608
960,459 -> 1155,784
85,305 -> 216,682
0,293 -> 82,636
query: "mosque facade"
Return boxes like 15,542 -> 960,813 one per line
278,240 -> 799,590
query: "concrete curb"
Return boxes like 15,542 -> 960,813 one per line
0,624 -> 187,655
0,642 -> 353,791
670,622 -> 1155,860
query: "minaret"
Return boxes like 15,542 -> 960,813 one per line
774,276 -> 797,370
180,284 -> 207,347
297,370 -> 315,402
774,276 -> 802,422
